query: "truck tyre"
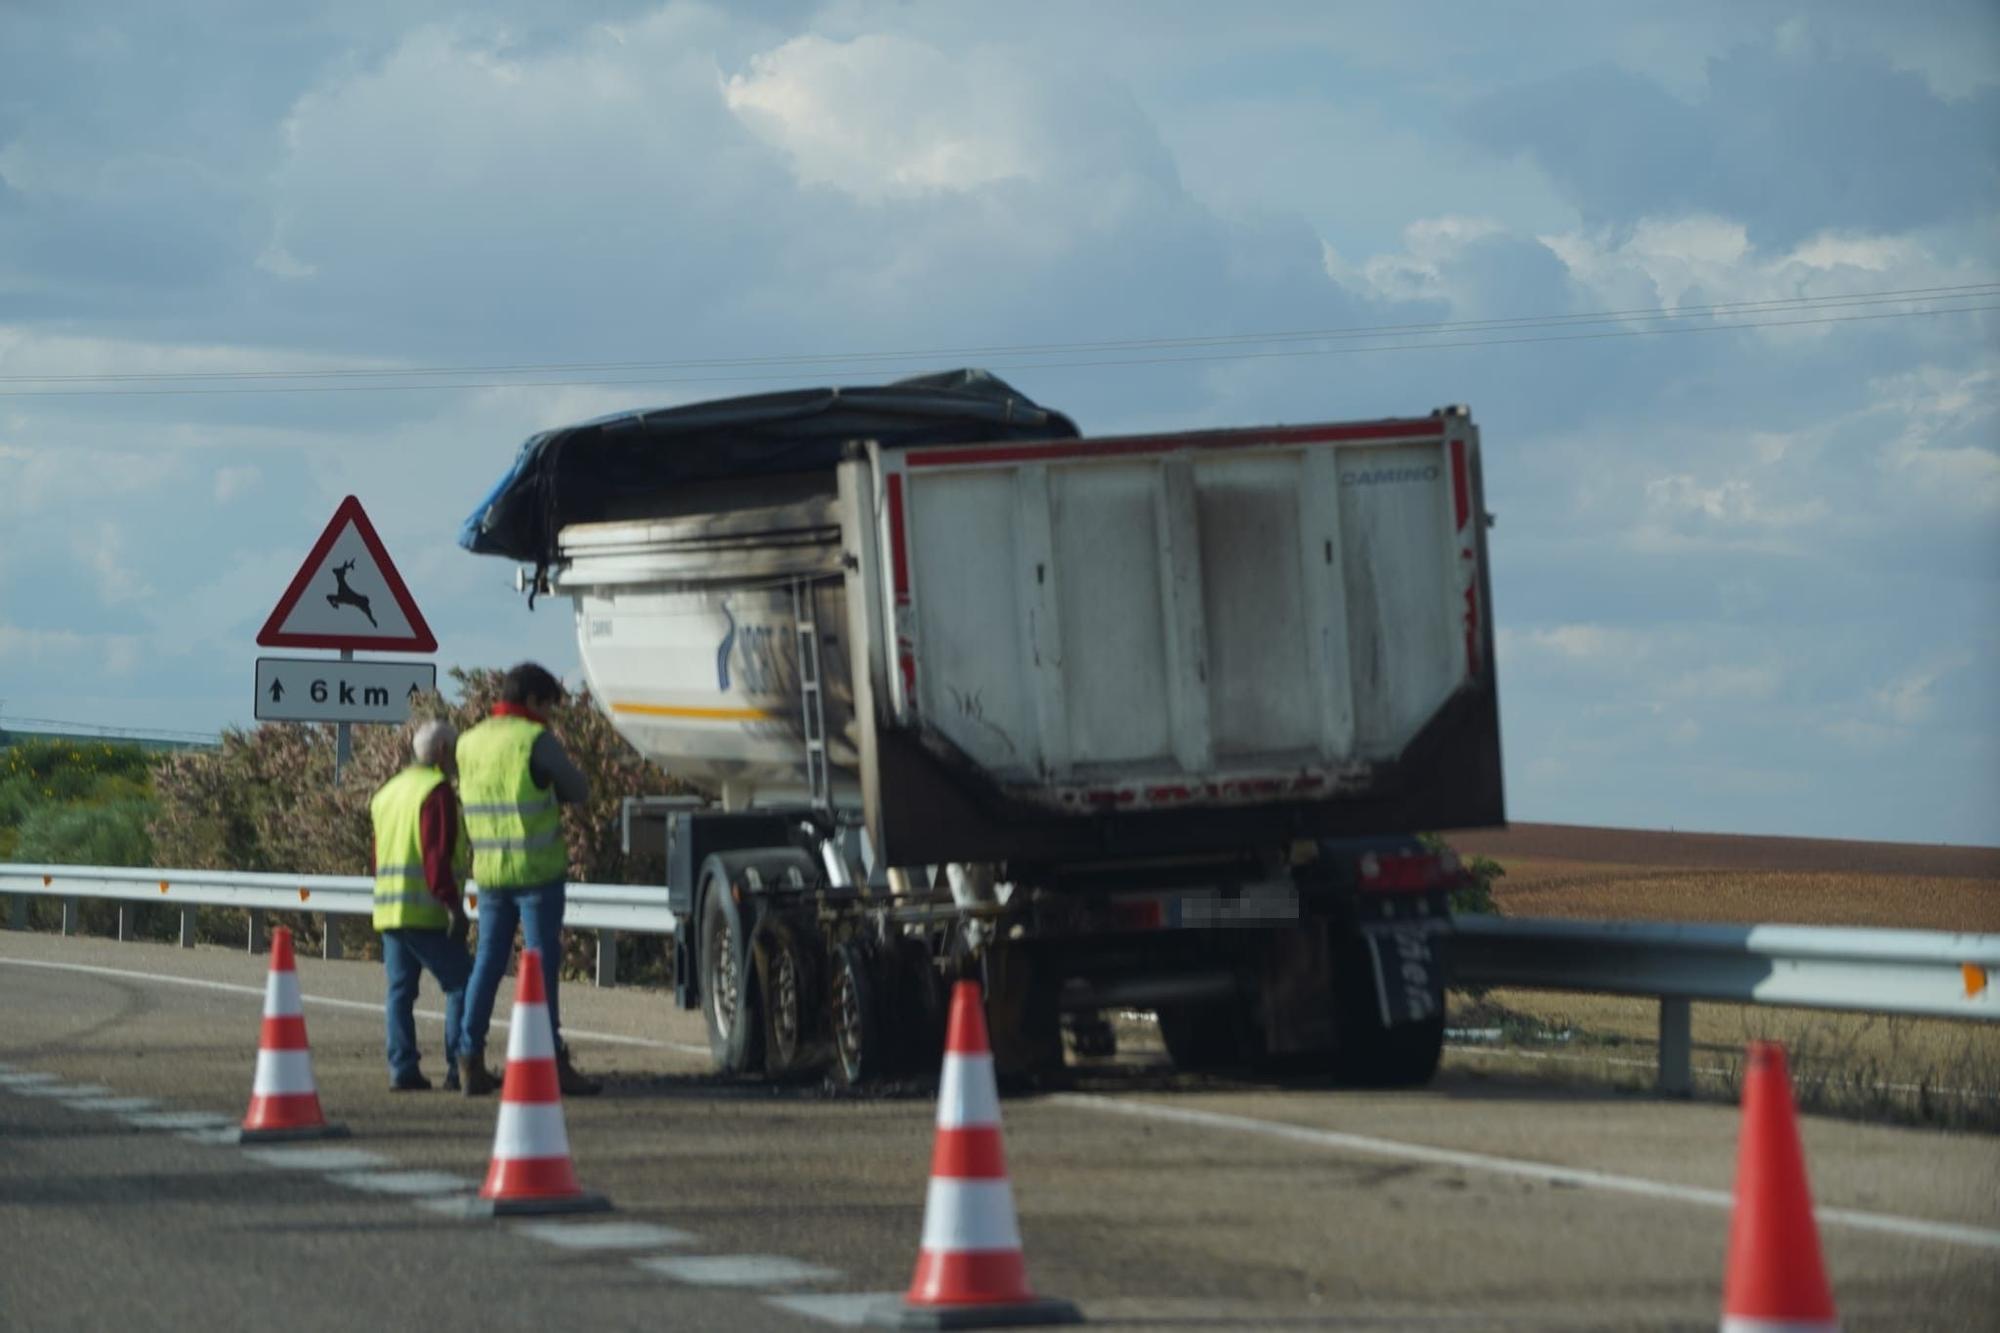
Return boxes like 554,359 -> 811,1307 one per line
890,936 -> 950,1071
1157,1002 -> 1247,1072
755,914 -> 823,1079
981,945 -> 1064,1084
699,873 -> 764,1076
830,938 -> 889,1087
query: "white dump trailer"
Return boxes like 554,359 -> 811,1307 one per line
463,372 -> 1502,1085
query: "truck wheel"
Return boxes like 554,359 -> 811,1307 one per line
756,914 -> 823,1078
890,936 -> 950,1072
699,875 -> 764,1076
1157,1002 -> 1247,1071
830,939 -> 888,1087
981,945 -> 1064,1083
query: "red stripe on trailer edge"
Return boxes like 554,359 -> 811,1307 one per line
885,471 -> 912,605
1449,437 -> 1470,532
903,418 -> 1446,469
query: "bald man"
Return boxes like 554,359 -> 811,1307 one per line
368,720 -> 474,1092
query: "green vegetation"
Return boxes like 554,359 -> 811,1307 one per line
0,739 -> 157,866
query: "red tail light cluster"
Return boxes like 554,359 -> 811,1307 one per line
1357,849 -> 1462,892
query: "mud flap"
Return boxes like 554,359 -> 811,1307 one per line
1363,923 -> 1445,1028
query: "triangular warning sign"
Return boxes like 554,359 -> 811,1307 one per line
256,496 -> 437,651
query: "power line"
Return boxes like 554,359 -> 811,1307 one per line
0,715 -> 220,744
0,301 -> 1989,400
2,282 -> 1992,388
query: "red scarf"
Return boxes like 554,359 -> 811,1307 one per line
492,701 -> 549,726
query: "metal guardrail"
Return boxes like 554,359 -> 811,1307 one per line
0,864 -> 676,986
1451,915 -> 1999,1094
5,865 -> 1995,1096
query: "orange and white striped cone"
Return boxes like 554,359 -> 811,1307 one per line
873,978 -> 1080,1329
1720,1042 -> 1839,1332
472,947 -> 609,1216
238,926 -> 347,1143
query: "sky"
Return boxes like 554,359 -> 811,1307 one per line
1,1 -> 1996,845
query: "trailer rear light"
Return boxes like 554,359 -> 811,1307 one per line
1109,898 -> 1166,931
1358,851 -> 1445,892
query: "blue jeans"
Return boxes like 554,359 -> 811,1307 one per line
382,927 -> 471,1082
461,881 -> 566,1060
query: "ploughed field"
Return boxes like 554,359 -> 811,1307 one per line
1446,821 -> 2000,931
1434,823 -> 2000,1128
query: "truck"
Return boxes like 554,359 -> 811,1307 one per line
460,369 -> 1502,1086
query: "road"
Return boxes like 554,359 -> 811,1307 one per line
2,930 -> 1995,1331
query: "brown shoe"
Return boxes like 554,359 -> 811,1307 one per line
458,1053 -> 500,1097
556,1046 -> 601,1097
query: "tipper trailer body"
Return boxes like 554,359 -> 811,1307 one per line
463,372 -> 1502,1083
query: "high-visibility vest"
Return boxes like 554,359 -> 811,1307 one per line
369,765 -> 463,931
456,715 -> 569,889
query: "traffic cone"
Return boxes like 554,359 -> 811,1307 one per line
873,979 -> 1080,1329
472,947 -> 609,1215
1720,1042 -> 1839,1332
238,926 -> 348,1143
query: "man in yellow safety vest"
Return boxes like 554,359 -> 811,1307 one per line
454,662 -> 600,1097
369,720 -> 473,1092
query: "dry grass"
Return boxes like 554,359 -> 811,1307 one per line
1445,989 -> 2000,1131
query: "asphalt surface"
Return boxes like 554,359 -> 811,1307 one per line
2,930 -> 1996,1331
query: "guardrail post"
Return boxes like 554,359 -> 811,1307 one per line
179,908 -> 197,949
62,897 -> 79,936
7,892 -> 25,931
596,930 -> 618,988
247,909 -> 266,954
1658,997 -> 1693,1097
117,903 -> 136,942
323,916 -> 343,961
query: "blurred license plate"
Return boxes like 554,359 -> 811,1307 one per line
1365,924 -> 1442,1027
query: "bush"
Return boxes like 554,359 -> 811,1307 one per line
148,668 -> 690,973
15,797 -> 155,867
1,740 -> 159,868
1422,832 -> 1504,916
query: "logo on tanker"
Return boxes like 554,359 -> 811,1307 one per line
715,598 -> 786,696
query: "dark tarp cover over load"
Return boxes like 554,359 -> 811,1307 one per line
458,368 -> 1079,567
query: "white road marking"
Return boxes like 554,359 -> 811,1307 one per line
122,1110 -> 235,1131
0,1071 -> 59,1086
180,1127 -> 247,1145
1057,1093 -> 2000,1251
14,1082 -> 112,1099
328,1170 -> 475,1196
62,1095 -> 158,1113
243,1146 -> 393,1171
413,1195 -> 491,1219
0,955 -> 709,1055
636,1255 -> 844,1287
513,1220 -> 698,1250
764,1293 -> 904,1327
